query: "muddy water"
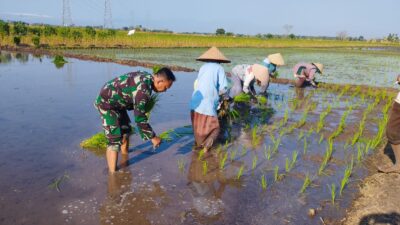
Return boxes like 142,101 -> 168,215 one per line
0,51 -> 387,225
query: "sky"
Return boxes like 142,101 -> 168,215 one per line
0,0 -> 399,39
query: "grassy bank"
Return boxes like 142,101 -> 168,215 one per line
1,23 -> 399,49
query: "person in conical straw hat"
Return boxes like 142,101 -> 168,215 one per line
190,46 -> 230,152
293,62 -> 324,88
262,53 -> 285,77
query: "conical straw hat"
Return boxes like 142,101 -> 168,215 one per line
252,64 -> 269,86
312,62 -> 324,74
267,53 -> 285,66
196,46 -> 231,63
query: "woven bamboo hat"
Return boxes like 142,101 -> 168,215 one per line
312,62 -> 324,74
267,53 -> 285,66
252,64 -> 269,86
196,46 -> 231,63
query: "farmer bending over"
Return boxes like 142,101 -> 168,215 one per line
293,62 -> 323,88
95,68 -> 176,173
190,47 -> 230,152
379,74 -> 400,173
229,53 -> 284,98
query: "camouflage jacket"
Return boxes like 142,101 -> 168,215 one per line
95,71 -> 155,140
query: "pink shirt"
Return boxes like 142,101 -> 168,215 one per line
293,63 -> 318,81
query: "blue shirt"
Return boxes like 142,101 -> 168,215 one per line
190,63 -> 228,116
262,59 -> 277,75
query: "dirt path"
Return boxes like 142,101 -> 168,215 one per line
342,143 -> 400,225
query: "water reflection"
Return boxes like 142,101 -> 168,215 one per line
186,152 -> 241,222
99,154 -> 167,225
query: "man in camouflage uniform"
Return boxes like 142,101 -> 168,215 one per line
95,67 -> 176,173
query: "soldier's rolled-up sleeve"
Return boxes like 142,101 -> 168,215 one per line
133,83 -> 156,140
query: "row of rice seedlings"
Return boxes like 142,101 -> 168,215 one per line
336,84 -> 351,101
369,114 -> 388,149
329,110 -> 350,140
350,101 -> 377,146
252,155 -> 258,171
285,151 -> 298,173
316,105 -> 332,133
339,158 -> 354,195
299,173 -> 312,193
318,139 -> 334,175
261,174 -> 267,191
236,165 -> 245,180
219,152 -> 229,170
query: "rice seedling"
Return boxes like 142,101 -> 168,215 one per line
319,134 -> 324,144
264,145 -> 272,160
177,157 -> 186,173
252,155 -> 258,170
219,152 -> 229,170
241,147 -> 247,157
339,159 -> 353,195
285,157 -> 291,173
329,183 -> 337,205
317,105 -> 332,133
274,165 -> 280,182
251,125 -> 261,147
306,128 -> 314,137
48,174 -> 70,192
291,151 -> 298,168
234,93 -> 251,103
303,138 -> 308,154
283,108 -> 289,125
297,130 -> 305,141
257,95 -> 267,105
299,174 -> 312,193
202,161 -> 208,175
272,136 -> 281,154
261,174 -> 267,191
145,93 -> 160,118
198,148 -> 205,160
230,149 -> 237,161
357,144 -> 363,162
159,129 -> 174,142
236,165 -> 245,180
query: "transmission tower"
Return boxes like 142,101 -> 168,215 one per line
62,0 -> 73,26
104,0 -> 113,28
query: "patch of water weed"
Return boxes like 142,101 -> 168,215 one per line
48,174 -> 70,192
53,55 -> 68,68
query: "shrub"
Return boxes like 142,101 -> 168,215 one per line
43,25 -> 57,36
29,27 -> 42,36
0,20 -> 10,36
13,21 -> 28,36
58,27 -> 70,38
13,36 -> 21,46
31,36 -> 40,48
85,26 -> 96,38
71,30 -> 83,42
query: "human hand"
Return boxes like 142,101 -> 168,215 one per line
396,74 -> 400,85
151,136 -> 162,149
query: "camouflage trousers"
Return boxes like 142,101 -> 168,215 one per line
95,104 -> 132,151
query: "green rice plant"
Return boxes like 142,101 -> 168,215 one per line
48,173 -> 70,192
339,159 -> 353,195
299,174 -> 312,193
285,157 -> 291,173
264,145 -> 272,160
357,144 -> 363,162
241,147 -> 247,157
145,93 -> 160,118
219,152 -> 229,170
159,129 -> 174,142
177,157 -> 186,173
228,108 -> 240,120
257,95 -> 267,105
283,108 -> 289,125
306,128 -> 314,137
297,111 -> 308,128
215,145 -> 222,156
251,125 -> 261,147
317,105 -> 332,133
291,151 -> 298,169
80,132 -> 108,150
234,93 -> 251,103
236,165 -> 245,180
297,130 -> 305,141
230,149 -> 237,161
319,134 -> 324,144
274,165 -> 280,182
198,148 -> 205,160
261,174 -> 267,191
272,136 -> 281,154
303,138 -> 308,154
290,98 -> 299,111
252,155 -> 258,170
202,161 -> 208,175
329,183 -> 337,204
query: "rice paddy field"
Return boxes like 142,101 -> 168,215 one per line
63,47 -> 400,88
0,49 -> 398,225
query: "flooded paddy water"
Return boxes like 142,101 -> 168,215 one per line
0,50 -> 396,225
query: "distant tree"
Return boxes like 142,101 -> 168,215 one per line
13,21 -> 28,36
216,28 -> 225,35
336,30 -> 348,40
85,26 -> 96,38
358,35 -> 365,41
255,33 -> 263,38
71,30 -> 83,41
31,35 -> 40,48
106,29 -> 117,36
13,36 -> 21,46
387,33 -> 399,42
0,20 -> 10,36
288,33 -> 296,39
226,32 -> 234,36
29,27 -> 42,36
43,25 -> 57,36
265,33 -> 274,39
122,26 -> 129,31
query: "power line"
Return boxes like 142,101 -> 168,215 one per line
62,0 -> 73,26
103,0 -> 113,28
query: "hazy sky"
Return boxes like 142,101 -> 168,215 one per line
0,0 -> 399,38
